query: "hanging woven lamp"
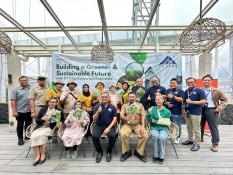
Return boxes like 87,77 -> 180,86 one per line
91,21 -> 114,63
180,0 -> 226,54
0,30 -> 12,54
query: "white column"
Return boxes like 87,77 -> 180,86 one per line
7,54 -> 22,131
214,48 -> 218,79
198,53 -> 212,79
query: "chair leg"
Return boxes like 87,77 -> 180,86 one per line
25,147 -> 31,158
170,138 -> 179,159
85,137 -> 90,144
93,148 -> 96,157
144,150 -> 147,157
81,140 -> 86,158
48,139 -> 51,159
59,146 -> 65,159
114,145 -> 117,156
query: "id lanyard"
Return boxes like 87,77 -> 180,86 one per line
203,89 -> 211,100
187,87 -> 196,99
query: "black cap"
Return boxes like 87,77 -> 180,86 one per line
37,76 -> 46,80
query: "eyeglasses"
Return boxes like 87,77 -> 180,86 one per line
187,82 -> 195,84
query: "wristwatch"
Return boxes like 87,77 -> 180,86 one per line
191,101 -> 194,104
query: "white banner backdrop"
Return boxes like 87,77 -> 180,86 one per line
52,52 -> 182,91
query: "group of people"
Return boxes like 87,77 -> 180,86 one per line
10,74 -> 227,166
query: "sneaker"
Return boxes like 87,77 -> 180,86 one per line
191,144 -> 200,151
152,157 -> 159,163
181,140 -> 193,145
66,150 -> 72,159
158,158 -> 164,164
72,150 -> 78,159
18,140 -> 24,146
175,137 -> 180,144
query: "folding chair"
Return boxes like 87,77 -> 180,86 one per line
167,122 -> 179,159
25,124 -> 52,159
90,121 -> 119,157
59,122 -> 90,159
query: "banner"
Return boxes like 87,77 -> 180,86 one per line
52,53 -> 182,91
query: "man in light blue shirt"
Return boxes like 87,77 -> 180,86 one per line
11,76 -> 32,146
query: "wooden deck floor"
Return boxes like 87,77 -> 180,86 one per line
0,124 -> 233,175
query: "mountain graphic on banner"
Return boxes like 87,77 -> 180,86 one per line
129,53 -> 147,65
159,56 -> 177,67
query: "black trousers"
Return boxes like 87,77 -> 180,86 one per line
16,112 -> 32,140
92,125 -> 116,153
201,108 -> 219,146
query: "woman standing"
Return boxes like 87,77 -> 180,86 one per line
78,84 -> 94,137
147,95 -> 171,164
62,100 -> 90,159
31,97 -> 64,166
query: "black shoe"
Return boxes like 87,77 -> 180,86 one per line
106,152 -> 112,162
18,140 -> 24,146
24,136 -> 30,140
181,140 -> 193,145
158,158 -> 164,164
39,158 -> 46,165
191,144 -> 200,151
120,150 -> 132,162
134,150 -> 147,163
33,160 -> 40,166
152,157 -> 159,163
96,152 -> 103,163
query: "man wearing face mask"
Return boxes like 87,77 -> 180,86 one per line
146,77 -> 166,107
120,92 -> 148,163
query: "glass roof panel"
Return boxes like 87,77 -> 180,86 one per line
0,16 -> 14,27
5,32 -> 39,45
47,0 -> 101,26
1,0 -> 58,27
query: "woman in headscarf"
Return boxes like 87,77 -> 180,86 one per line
78,84 -> 94,137
62,100 -> 90,159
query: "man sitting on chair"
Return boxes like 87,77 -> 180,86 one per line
92,92 -> 117,163
120,92 -> 148,162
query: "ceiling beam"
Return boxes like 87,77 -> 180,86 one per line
0,8 -> 46,48
171,0 -> 219,50
97,0 -> 109,45
139,0 -> 160,49
40,0 -> 79,50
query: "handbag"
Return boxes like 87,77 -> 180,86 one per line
156,108 -> 171,126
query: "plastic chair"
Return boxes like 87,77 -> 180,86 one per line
90,121 -> 119,157
59,122 -> 90,159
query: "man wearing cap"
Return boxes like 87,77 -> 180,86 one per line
60,80 -> 80,118
11,76 -> 32,145
120,92 -> 148,162
29,76 -> 50,123
45,80 -> 64,110
146,77 -> 166,107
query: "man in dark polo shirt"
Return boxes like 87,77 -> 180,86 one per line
11,76 -> 32,146
146,77 -> 166,107
165,78 -> 185,144
92,92 -> 117,163
182,77 -> 205,151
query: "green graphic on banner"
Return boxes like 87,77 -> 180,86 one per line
129,53 -> 147,65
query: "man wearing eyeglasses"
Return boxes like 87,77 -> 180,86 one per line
182,77 -> 205,151
146,77 -> 166,107
92,92 -> 117,163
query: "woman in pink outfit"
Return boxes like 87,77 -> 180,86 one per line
62,100 -> 90,159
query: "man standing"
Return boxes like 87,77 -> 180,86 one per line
165,78 -> 185,144
120,92 -> 148,162
11,76 -> 32,145
146,77 -> 166,107
92,92 -> 117,163
45,80 -> 64,110
201,74 -> 228,152
29,76 -> 50,123
131,78 -> 148,110
60,80 -> 80,118
182,77 -> 205,151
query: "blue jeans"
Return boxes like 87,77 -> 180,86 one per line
151,129 -> 168,159
170,114 -> 182,138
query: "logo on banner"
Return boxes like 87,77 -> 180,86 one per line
159,56 -> 177,67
